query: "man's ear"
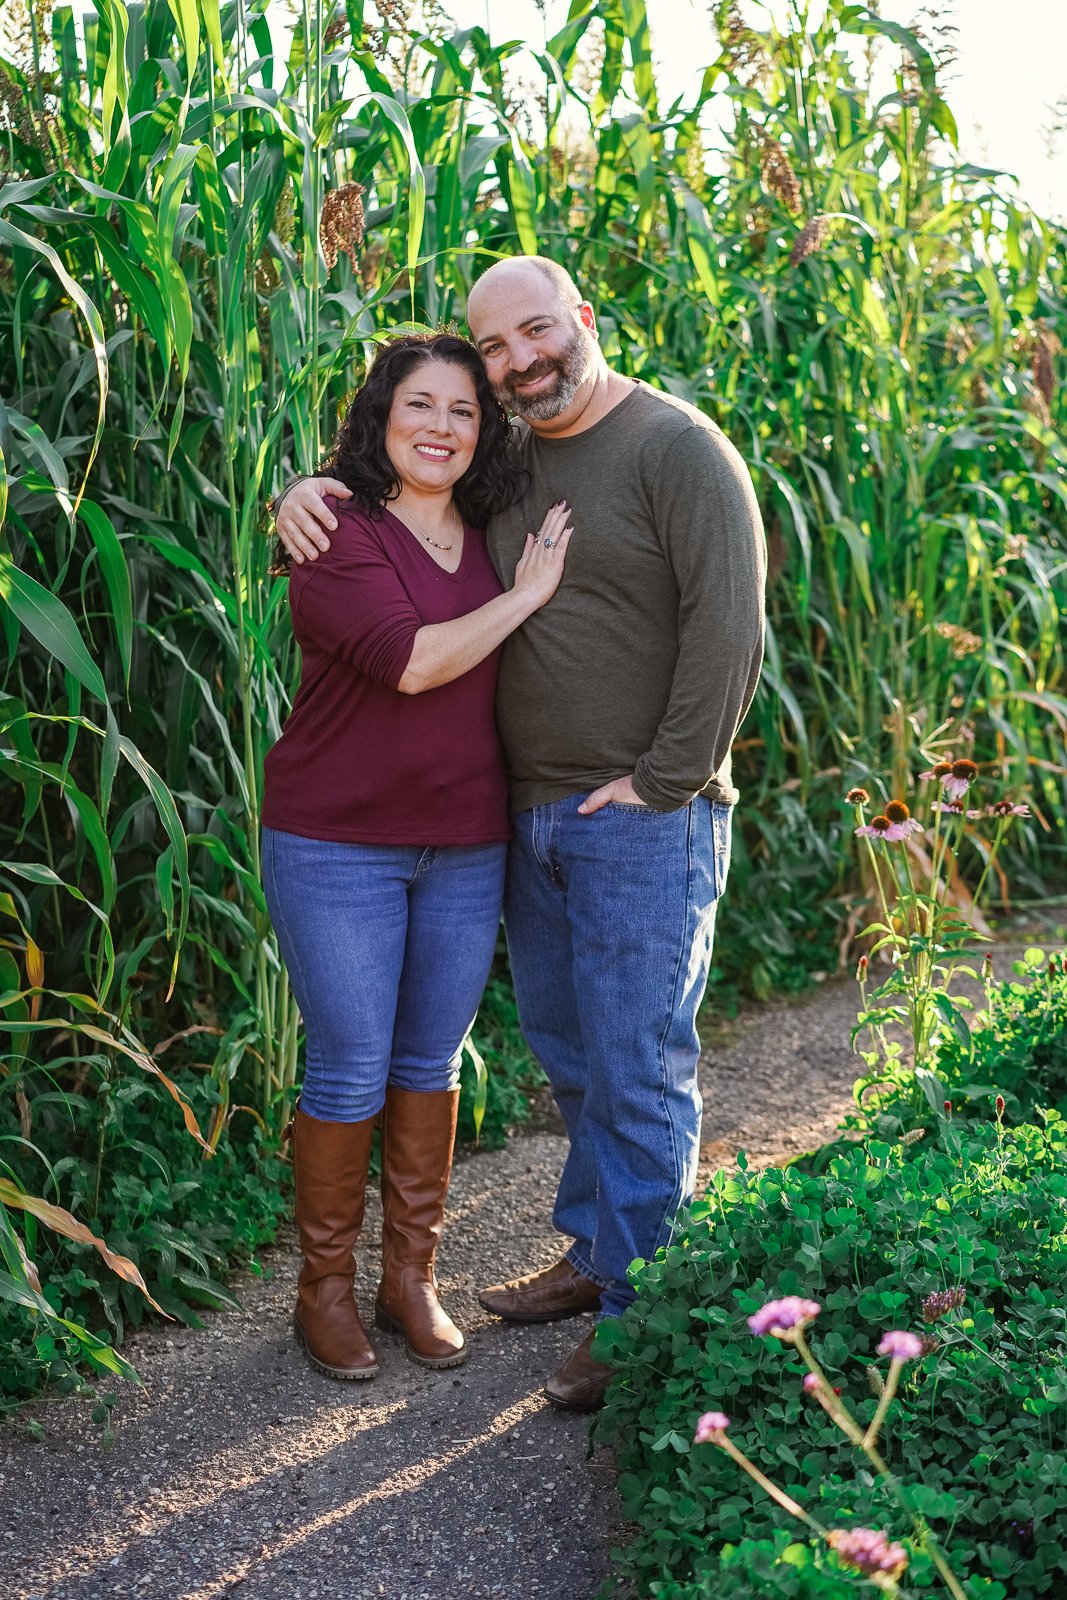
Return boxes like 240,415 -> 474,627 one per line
578,301 -> 598,339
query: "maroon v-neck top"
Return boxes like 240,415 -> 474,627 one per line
262,503 -> 509,845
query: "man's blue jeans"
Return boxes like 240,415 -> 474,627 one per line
504,794 -> 731,1320
263,828 -> 506,1122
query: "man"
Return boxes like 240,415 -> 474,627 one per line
274,257 -> 766,1410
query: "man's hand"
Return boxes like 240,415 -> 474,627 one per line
275,477 -> 351,564
578,774 -> 649,815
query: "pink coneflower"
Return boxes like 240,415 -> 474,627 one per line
855,813 -> 911,842
846,787 -> 871,805
942,758 -> 979,801
828,1528 -> 909,1581
748,1296 -> 821,1339
876,1330 -> 924,1361
693,1410 -> 730,1442
883,799 -> 923,838
989,799 -> 1031,818
933,802 -> 982,819
918,759 -> 954,782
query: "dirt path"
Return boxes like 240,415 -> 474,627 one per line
0,938 -> 1046,1600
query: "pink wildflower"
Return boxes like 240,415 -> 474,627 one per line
828,1528 -> 909,1581
748,1296 -> 821,1339
918,759 -> 954,782
694,1411 -> 730,1442
855,814 -> 911,842
876,1330 -> 924,1361
933,802 -> 982,819
942,758 -> 979,802
990,800 -> 1030,818
883,799 -> 923,838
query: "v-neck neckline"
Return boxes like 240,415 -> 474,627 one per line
381,506 -> 473,582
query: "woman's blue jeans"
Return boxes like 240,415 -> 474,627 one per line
262,829 -> 507,1123
503,794 -> 731,1320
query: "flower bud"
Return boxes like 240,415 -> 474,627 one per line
856,955 -> 868,982
995,1094 -> 1005,1120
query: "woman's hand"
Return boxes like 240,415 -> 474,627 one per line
512,501 -> 574,608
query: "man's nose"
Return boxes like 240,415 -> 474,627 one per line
509,338 -> 539,373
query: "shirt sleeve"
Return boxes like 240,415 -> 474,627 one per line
289,510 -> 420,691
631,425 -> 767,811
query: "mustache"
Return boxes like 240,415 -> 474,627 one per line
502,358 -> 563,388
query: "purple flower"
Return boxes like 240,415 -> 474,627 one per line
828,1527 -> 909,1580
990,800 -> 1030,818
855,814 -> 911,842
694,1411 -> 730,1442
933,802 -> 982,819
922,1288 -> 966,1323
748,1296 -> 821,1339
877,1330 -> 924,1361
919,760 -> 954,782
942,758 -> 979,801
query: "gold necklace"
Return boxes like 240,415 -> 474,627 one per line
394,500 -> 459,552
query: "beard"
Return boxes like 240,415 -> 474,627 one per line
493,323 -> 595,421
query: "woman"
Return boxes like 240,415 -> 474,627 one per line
262,333 -> 572,1381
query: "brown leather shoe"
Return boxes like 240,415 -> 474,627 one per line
544,1328 -> 614,1411
292,1107 -> 379,1381
374,1086 -> 467,1369
478,1257 -> 603,1323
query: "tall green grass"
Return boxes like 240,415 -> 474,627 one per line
0,0 -> 1064,1387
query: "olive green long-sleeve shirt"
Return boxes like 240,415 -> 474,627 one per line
486,382 -> 766,813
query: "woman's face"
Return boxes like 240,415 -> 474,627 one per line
385,360 -> 482,496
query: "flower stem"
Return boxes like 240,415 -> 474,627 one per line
718,1436 -> 827,1536
862,1356 -> 903,1449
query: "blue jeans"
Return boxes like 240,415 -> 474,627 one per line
262,829 -> 507,1122
504,795 -> 731,1319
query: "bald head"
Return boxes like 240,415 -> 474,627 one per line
467,256 -> 583,328
466,256 -> 600,426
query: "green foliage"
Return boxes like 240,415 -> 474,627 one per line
0,1064 -> 289,1400
459,951 -> 546,1150
853,948 -> 1067,1137
597,1119 -> 1067,1599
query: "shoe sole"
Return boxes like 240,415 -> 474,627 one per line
374,1304 -> 468,1369
293,1317 -> 379,1381
477,1294 -> 602,1324
543,1385 -> 606,1413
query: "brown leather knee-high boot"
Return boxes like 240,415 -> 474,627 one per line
374,1086 -> 467,1368
292,1106 -> 379,1380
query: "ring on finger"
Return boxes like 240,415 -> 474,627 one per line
543,536 -> 555,549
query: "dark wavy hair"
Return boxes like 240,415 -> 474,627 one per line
270,333 -> 524,572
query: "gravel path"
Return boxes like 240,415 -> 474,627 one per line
0,937 -> 1047,1600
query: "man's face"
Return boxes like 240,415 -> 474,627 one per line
469,274 -> 598,423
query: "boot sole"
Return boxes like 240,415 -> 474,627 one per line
477,1294 -> 601,1324
374,1304 -> 468,1369
543,1385 -> 607,1413
293,1317 -> 379,1381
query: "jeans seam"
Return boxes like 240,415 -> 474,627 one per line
648,802 -> 698,1261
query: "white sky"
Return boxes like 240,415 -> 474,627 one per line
455,0 -> 1067,219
